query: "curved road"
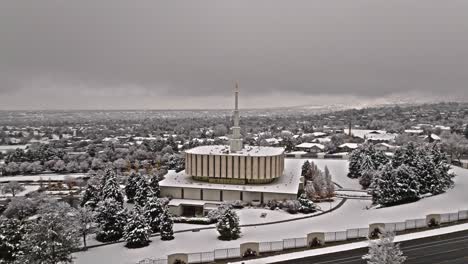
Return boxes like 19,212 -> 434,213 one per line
273,229 -> 468,264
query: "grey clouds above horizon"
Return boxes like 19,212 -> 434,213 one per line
1,1 -> 468,109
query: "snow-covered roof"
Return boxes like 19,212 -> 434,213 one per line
295,143 -> 325,150
160,159 -> 303,195
422,134 -> 441,141
313,137 -> 331,143
311,132 -> 327,137
366,133 -> 397,142
339,143 -> 359,149
404,129 -> 424,134
185,145 -> 284,156
375,143 -> 397,149
344,129 -> 386,139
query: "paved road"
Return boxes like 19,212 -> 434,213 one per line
273,229 -> 468,264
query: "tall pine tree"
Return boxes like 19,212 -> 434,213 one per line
134,175 -> 151,208
159,208 -> 174,241
124,207 -> 151,248
125,171 -> 139,203
101,168 -> 124,205
144,196 -> 164,233
80,183 -> 99,209
95,198 -> 127,242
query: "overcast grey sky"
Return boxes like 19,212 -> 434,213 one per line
1,1 -> 467,109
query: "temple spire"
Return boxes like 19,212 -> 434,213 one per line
230,81 -> 243,152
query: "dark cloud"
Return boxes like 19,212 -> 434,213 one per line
1,0 -> 468,109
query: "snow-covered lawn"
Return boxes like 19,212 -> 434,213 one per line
72,160 -> 468,264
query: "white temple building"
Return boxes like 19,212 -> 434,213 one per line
160,83 -> 302,216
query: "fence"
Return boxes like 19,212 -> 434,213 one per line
138,209 -> 468,264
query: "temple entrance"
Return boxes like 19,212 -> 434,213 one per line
181,205 -> 204,217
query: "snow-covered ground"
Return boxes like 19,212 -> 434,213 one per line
0,173 -> 86,183
0,184 -> 40,198
72,160 -> 468,264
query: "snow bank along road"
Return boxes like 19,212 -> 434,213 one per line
73,160 -> 468,264
250,224 -> 468,264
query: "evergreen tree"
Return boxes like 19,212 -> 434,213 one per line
0,218 -> 25,263
149,175 -> 161,198
95,198 -> 127,242
301,160 -> 311,176
359,170 -> 375,189
80,183 -> 99,209
159,208 -> 174,241
216,207 -> 241,241
124,207 -> 151,248
144,196 -> 164,233
464,125 -> 468,139
348,149 -> 363,178
362,232 -> 406,264
391,148 -> 406,168
101,168 -> 124,205
298,193 -> 316,213
373,150 -> 389,169
125,171 -> 139,203
360,153 -> 375,172
134,176 -> 151,208
371,164 -> 420,206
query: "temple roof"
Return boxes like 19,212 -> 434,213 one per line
185,145 -> 284,156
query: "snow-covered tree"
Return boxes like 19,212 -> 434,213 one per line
125,171 -> 139,203
304,181 -> 316,200
95,198 -> 127,242
134,175 -> 151,208
0,218 -> 25,263
312,170 -> 325,198
144,196 -> 164,233
101,167 -> 124,205
362,231 -> 406,264
53,159 -> 66,172
324,166 -> 335,197
18,201 -> 80,264
216,207 -> 241,241
149,175 -> 161,198
3,197 -> 37,220
124,207 -> 151,248
1,181 -> 25,197
298,193 -> 316,213
371,164 -> 420,206
80,183 -> 100,209
301,160 -> 311,176
348,149 -> 363,179
360,154 -> 375,173
359,170 -> 375,190
207,203 -> 231,222
76,207 -> 95,249
159,208 -> 174,241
